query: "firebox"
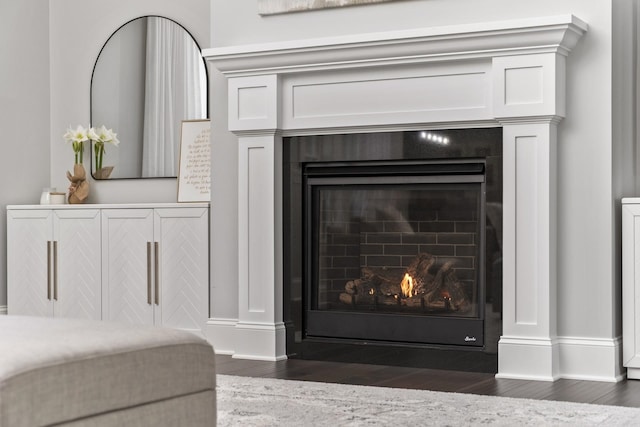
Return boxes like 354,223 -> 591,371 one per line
305,160 -> 485,346
283,129 -> 502,371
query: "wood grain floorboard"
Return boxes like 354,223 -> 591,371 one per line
591,381 -> 640,407
215,355 -> 640,407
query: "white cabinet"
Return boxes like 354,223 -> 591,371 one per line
101,209 -> 155,325
623,198 -> 640,379
101,207 -> 209,335
7,204 -> 209,335
7,208 -> 101,319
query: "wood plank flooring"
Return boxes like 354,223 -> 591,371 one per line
215,354 -> 640,408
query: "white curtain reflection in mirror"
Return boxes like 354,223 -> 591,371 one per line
142,17 -> 207,177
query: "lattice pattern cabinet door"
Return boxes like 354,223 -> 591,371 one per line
102,209 -> 155,326
7,209 -> 54,317
154,208 -> 209,335
8,208 -> 102,320
53,209 -> 102,320
8,204 -> 209,335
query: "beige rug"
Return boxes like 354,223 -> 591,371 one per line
216,374 -> 640,426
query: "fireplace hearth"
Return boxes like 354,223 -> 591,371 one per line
284,128 -> 502,371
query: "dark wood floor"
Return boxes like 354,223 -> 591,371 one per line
215,354 -> 640,408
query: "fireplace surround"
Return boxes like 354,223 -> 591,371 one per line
283,129 -> 502,370
205,15 -> 596,381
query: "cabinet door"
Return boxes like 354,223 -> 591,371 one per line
102,209 -> 155,325
154,208 -> 209,334
623,203 -> 640,378
7,210 -> 54,317
53,209 -> 101,320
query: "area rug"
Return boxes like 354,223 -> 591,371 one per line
216,375 -> 640,426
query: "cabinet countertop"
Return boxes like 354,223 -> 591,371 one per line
7,202 -> 210,210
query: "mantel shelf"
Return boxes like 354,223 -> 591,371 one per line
204,14 -> 587,76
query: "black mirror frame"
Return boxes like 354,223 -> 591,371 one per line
89,15 -> 209,180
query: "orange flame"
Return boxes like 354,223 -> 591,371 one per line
400,273 -> 415,298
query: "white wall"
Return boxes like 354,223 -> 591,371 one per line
612,0 -> 637,340
49,0 -> 210,203
0,0 -> 51,308
209,0 -> 628,343
5,0 -> 627,362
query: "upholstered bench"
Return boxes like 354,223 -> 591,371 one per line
0,316 -> 216,426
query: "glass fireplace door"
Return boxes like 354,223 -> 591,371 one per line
304,161 -> 486,347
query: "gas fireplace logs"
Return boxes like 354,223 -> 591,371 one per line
339,253 -> 470,312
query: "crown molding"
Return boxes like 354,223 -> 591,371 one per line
205,15 -> 587,77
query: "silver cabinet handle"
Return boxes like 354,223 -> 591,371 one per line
147,242 -> 152,305
154,242 -> 159,306
53,241 -> 58,301
47,241 -> 52,300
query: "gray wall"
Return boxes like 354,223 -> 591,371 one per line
0,0 -> 51,309
0,0 -> 210,310
209,0 -> 632,341
48,0 -> 210,204
1,0 -> 635,348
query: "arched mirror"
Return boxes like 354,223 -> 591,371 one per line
91,16 -> 208,179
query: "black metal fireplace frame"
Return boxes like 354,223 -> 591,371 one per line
282,128 -> 503,372
303,160 -> 487,347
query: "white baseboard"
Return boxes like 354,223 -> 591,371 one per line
0,306 -> 6,315
497,336 -> 560,381
205,318 -> 239,355
207,318 -> 623,381
206,318 -> 288,361
557,336 -> 624,382
497,335 -> 624,382
232,321 -> 287,361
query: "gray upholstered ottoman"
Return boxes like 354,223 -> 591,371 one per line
0,316 -> 216,426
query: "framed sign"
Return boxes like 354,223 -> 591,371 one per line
177,119 -> 211,203
258,0 -> 398,15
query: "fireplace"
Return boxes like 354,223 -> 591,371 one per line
206,15 -> 591,381
284,129 -> 502,370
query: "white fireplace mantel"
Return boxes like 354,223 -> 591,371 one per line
209,15 -> 586,77
205,15 -> 622,382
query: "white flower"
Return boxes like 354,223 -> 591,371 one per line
64,124 -> 120,168
89,124 -> 120,172
63,125 -> 89,164
89,125 -> 120,146
63,125 -> 89,144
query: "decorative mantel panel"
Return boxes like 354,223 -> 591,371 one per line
204,16 -> 620,381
